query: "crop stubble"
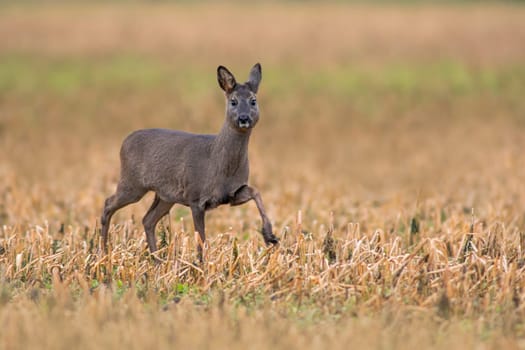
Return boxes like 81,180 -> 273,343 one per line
1,3 -> 525,349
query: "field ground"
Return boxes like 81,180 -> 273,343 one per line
1,3 -> 525,349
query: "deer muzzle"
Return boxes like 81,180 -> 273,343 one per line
238,115 -> 251,129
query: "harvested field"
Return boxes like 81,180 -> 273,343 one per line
1,2 -> 525,349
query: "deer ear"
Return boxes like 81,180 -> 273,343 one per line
217,66 -> 237,93
247,63 -> 262,93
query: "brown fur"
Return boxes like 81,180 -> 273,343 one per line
100,63 -> 278,260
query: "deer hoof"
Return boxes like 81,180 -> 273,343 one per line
264,234 -> 279,246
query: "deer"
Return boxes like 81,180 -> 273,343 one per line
100,63 -> 279,261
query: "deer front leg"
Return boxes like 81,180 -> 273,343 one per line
191,206 -> 206,262
231,185 -> 279,245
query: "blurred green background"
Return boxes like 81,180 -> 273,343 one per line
1,1 -> 524,227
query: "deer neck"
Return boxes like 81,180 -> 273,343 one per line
212,122 -> 251,176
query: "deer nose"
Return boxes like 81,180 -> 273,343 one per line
238,115 -> 250,123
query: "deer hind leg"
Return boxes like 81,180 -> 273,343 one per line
142,195 -> 174,254
230,185 -> 279,245
101,182 -> 146,252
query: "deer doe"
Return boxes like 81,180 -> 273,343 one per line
100,63 -> 279,260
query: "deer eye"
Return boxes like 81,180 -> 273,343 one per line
230,98 -> 238,107
250,98 -> 257,107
